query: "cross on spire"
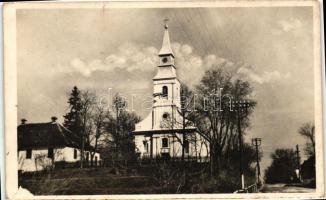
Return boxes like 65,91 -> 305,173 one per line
164,17 -> 169,29
159,17 -> 174,56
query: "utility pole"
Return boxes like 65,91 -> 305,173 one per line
252,138 -> 262,184
233,100 -> 251,190
295,144 -> 301,181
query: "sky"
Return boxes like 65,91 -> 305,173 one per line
17,7 -> 315,173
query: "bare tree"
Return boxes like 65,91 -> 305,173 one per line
194,66 -> 256,177
79,91 -> 96,168
90,97 -> 108,167
159,83 -> 205,162
298,122 -> 315,156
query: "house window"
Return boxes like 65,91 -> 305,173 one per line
48,148 -> 54,159
162,86 -> 168,99
162,138 -> 169,148
184,140 -> 189,154
73,149 -> 77,159
26,149 -> 32,159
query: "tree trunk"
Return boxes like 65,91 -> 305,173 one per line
90,154 -> 94,167
210,143 -> 214,177
214,147 -> 221,177
80,138 -> 84,168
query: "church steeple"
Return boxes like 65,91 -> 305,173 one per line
158,19 -> 174,57
156,18 -> 175,69
154,19 -> 177,80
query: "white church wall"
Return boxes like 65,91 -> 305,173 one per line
135,132 -> 209,160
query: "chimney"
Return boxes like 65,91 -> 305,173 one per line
51,116 -> 58,123
21,119 -> 27,125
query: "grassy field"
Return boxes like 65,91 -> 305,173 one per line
19,168 -> 160,195
19,163 -> 244,195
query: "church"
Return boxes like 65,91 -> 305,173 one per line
133,22 -> 209,160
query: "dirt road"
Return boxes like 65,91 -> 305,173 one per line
261,183 -> 315,193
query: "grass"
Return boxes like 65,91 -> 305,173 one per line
19,168 -> 160,195
19,164 -> 244,195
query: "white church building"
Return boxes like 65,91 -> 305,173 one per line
133,22 -> 209,160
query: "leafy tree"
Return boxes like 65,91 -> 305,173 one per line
264,148 -> 297,183
63,86 -> 82,140
298,122 -> 315,156
105,94 -> 141,160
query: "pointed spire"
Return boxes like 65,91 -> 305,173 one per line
158,18 -> 174,56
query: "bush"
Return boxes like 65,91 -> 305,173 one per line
264,149 -> 297,184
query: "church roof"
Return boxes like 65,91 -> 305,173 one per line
158,24 -> 174,56
152,66 -> 177,80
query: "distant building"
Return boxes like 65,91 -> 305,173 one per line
301,155 -> 315,181
133,22 -> 209,160
18,117 -> 101,172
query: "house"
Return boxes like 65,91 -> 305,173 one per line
18,117 -> 101,172
133,22 -> 209,160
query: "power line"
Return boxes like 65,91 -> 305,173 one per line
195,9 -> 221,56
169,11 -> 203,70
185,9 -> 212,56
175,9 -> 211,57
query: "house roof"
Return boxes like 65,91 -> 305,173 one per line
18,122 -> 93,151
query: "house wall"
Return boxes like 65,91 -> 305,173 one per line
135,132 -> 209,160
18,147 -> 101,172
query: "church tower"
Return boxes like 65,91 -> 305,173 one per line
133,20 -> 203,159
152,20 -> 181,129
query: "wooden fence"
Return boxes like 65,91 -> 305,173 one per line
233,183 -> 259,193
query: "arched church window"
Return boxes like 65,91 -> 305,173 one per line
162,86 -> 168,99
162,138 -> 169,148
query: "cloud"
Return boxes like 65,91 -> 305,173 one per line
279,19 -> 302,32
237,67 -> 291,84
61,42 -> 210,84
59,42 -> 159,77
61,42 -> 291,86
272,18 -> 302,35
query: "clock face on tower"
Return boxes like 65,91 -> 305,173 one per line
162,57 -> 168,63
